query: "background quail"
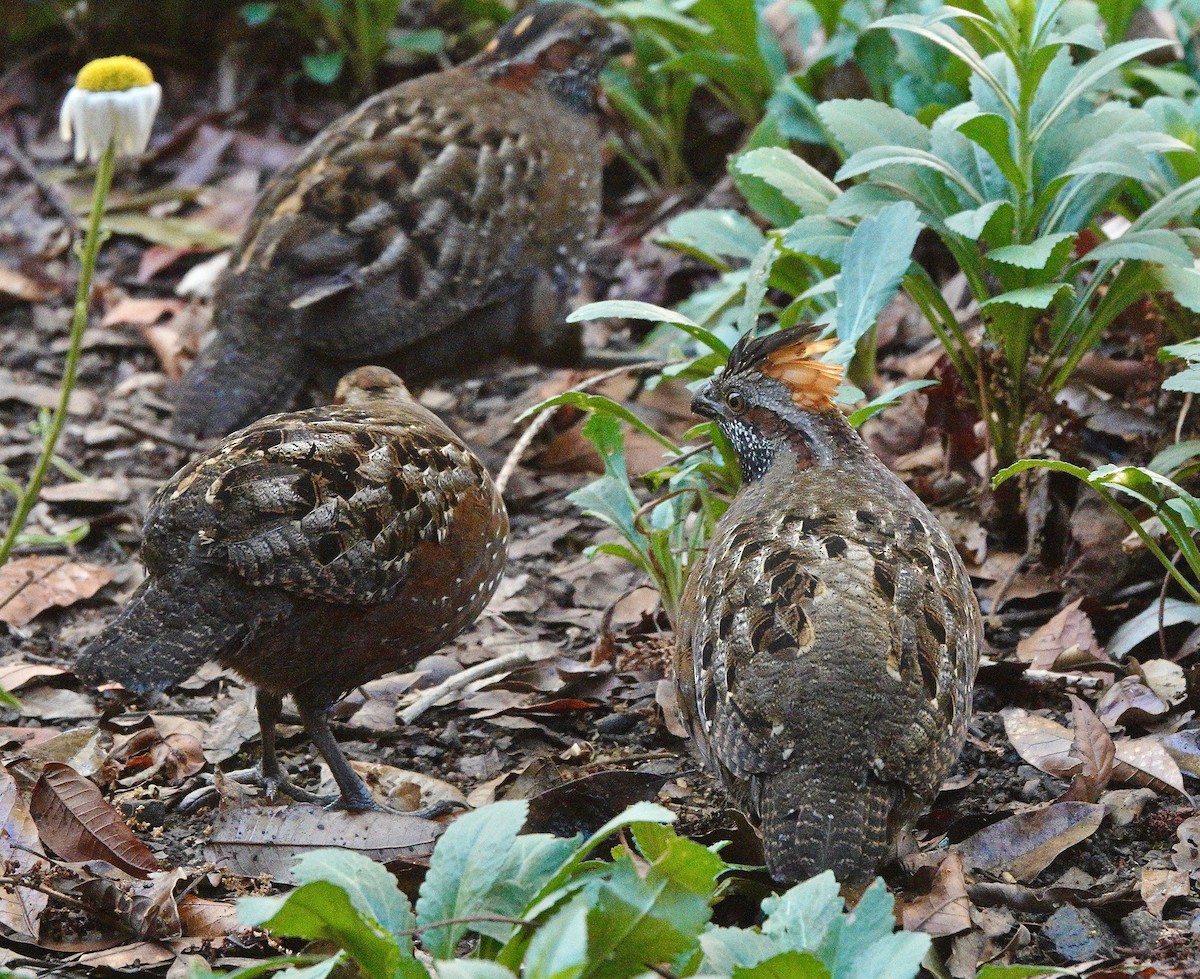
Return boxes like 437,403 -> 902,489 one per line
174,3 -> 631,439
78,366 -> 508,811
674,326 -> 981,889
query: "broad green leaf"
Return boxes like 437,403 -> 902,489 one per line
474,834 -> 582,944
291,850 -> 415,947
415,800 -> 529,957
987,233 -> 1076,270
734,951 -> 831,979
761,871 -> 843,951
660,209 -> 767,263
820,881 -> 927,979
525,803 -> 676,917
1033,39 -> 1175,141
835,146 -> 984,204
1081,229 -> 1193,269
738,239 -> 779,335
818,99 -> 931,155
1158,266 -> 1200,315
944,200 -> 1009,239
566,300 -> 697,328
955,112 -> 1022,188
698,927 -> 781,972
734,147 -> 841,215
578,824 -> 719,978
780,216 -> 851,262
523,901 -> 589,979
239,882 -> 409,979
835,201 -> 922,346
1149,440 -> 1200,475
980,283 -> 1073,309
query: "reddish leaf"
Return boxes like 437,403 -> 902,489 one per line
29,763 -> 159,877
901,852 -> 972,937
0,558 -> 113,627
1065,694 -> 1114,801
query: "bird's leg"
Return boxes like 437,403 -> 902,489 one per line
294,696 -> 466,818
229,691 -> 332,805
295,696 -> 384,812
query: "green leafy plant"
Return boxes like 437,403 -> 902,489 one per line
526,201 -> 926,624
187,800 -> 951,979
652,0 -> 1200,484
785,0 -> 1200,472
240,0 -> 458,91
597,0 -> 787,186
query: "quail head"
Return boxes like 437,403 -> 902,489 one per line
674,326 -> 981,890
174,3 -> 631,439
78,366 -> 508,811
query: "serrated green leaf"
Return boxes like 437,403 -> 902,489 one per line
988,233 -> 1076,270
944,200 -> 1009,239
981,283 -> 1073,309
1082,229 -> 1193,268
659,209 -> 767,263
780,216 -> 851,262
698,926 -> 781,972
415,801 -> 529,957
818,99 -> 931,155
734,148 -> 840,215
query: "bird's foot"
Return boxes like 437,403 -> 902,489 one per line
328,791 -> 467,819
227,766 -> 335,806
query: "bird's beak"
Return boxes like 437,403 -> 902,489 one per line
690,383 -> 721,420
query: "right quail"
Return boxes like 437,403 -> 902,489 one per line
174,3 -> 631,439
78,366 -> 508,811
674,326 -> 981,890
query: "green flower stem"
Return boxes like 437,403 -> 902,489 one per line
0,142 -> 115,568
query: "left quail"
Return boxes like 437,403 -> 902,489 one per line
77,366 -> 508,811
174,3 -> 631,439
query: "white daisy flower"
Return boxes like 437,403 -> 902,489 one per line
59,56 -> 161,163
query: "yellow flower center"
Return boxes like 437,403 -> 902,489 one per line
75,56 -> 155,93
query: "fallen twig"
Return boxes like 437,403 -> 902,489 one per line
400,649 -> 534,724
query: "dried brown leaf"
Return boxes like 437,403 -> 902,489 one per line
902,852 -> 972,937
204,805 -> 442,883
1065,694 -> 1114,801
956,802 -> 1105,882
1140,867 -> 1189,918
29,763 -> 159,877
1096,676 -> 1169,727
1001,708 -> 1076,778
1171,815 -> 1200,876
1112,737 -> 1185,795
0,557 -> 113,627
1015,600 -> 1104,670
0,768 -> 49,938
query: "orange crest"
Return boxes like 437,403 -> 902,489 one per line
758,336 -> 844,411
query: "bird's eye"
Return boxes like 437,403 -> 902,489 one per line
725,390 -> 747,414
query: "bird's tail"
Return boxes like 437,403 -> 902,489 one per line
75,575 -> 249,696
173,327 -> 305,439
758,769 -> 895,892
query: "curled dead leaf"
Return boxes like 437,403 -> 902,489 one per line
0,768 -> 49,939
901,852 -> 972,937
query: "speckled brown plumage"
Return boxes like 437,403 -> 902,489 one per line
674,326 -> 981,889
174,3 -> 630,438
78,366 -> 508,810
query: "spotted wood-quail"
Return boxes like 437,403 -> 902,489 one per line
78,366 -> 508,811
174,3 -> 631,439
674,326 -> 981,889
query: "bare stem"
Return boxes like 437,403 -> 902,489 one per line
0,142 -> 115,566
